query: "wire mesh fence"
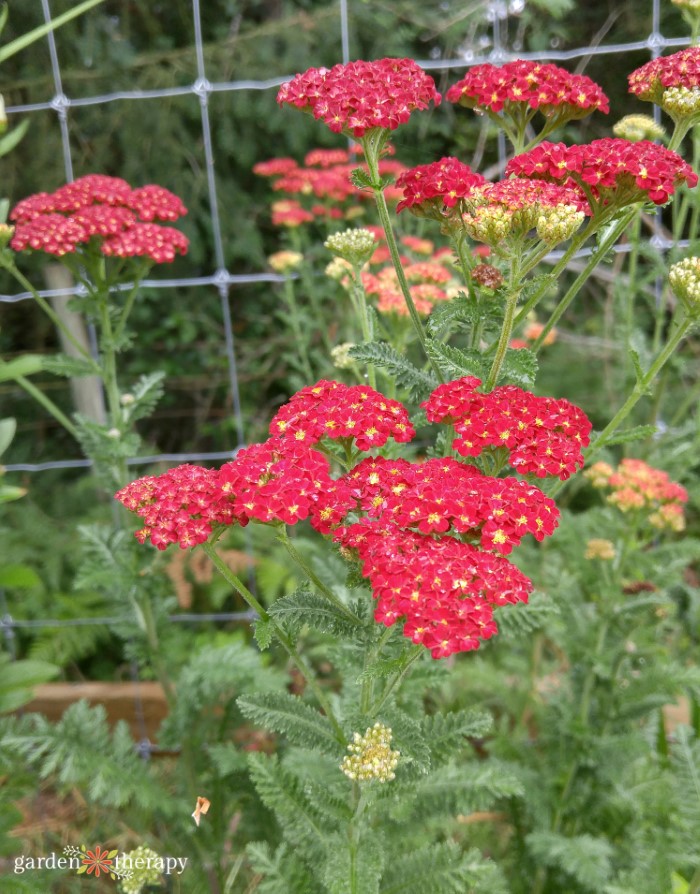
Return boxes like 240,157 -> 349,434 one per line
0,0 -> 693,747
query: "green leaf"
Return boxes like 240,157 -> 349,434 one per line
380,842 -> 502,894
253,618 -> 274,651
0,485 -> 26,504
498,347 -> 538,387
122,371 -> 165,424
598,424 -> 657,447
247,752 -> 335,854
0,564 -> 42,589
421,708 -> 493,765
0,0 -> 106,64
349,342 -> 437,400
268,585 -> 363,639
494,591 -> 560,639
0,355 -> 44,382
425,338 -> 485,379
0,655 -> 58,713
238,691 -> 343,754
206,742 -> 248,776
526,831 -> 614,891
41,354 -> 99,378
629,348 -> 653,394
351,167 -> 378,191
0,118 -> 29,158
0,417 -> 17,456
322,831 -> 384,894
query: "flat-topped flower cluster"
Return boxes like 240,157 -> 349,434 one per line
10,174 -> 189,263
117,378 -> 591,658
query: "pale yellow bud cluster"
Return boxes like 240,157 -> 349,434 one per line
585,538 -> 616,561
662,86 -> 700,120
535,205 -> 585,245
669,256 -> 700,314
268,250 -> 304,273
325,228 -> 376,266
325,257 -> 354,282
613,114 -> 666,143
341,722 -> 400,783
331,342 -> 356,369
463,205 -> 513,244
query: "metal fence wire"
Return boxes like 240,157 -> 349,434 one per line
0,0 -> 691,750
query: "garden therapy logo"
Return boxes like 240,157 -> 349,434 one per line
63,844 -> 123,879
13,844 -> 187,886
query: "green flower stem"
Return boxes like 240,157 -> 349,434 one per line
360,624 -> 396,715
349,269 -> 377,389
348,787 -> 370,894
133,589 -> 176,708
202,540 -> 346,743
484,253 -> 522,391
369,643 -> 424,717
281,276 -> 315,382
113,265 -> 149,344
0,256 -> 99,367
13,373 -> 79,440
586,313 -> 694,460
276,527 -> 359,622
529,209 -> 637,353
289,229 -> 334,357
362,137 -> 444,383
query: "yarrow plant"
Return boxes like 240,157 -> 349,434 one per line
9,32 -> 700,894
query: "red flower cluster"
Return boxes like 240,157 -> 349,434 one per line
10,174 -> 188,262
505,139 -> 698,207
219,440 -> 338,527
396,157 -> 486,215
334,520 -> 531,658
628,47 -> 700,102
116,465 -> 235,550
474,178 -> 590,214
269,379 -> 415,450
118,379 -> 583,658
423,376 -> 591,480
277,58 -> 441,137
446,60 -> 609,118
316,455 -> 558,554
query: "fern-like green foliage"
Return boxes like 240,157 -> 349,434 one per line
120,371 -> 165,425
322,830 -> 385,894
379,842 -> 508,894
268,583 -> 365,640
246,842 -> 324,894
421,707 -> 493,765
426,292 -> 502,339
526,831 -> 614,891
348,341 -> 437,400
494,591 -> 560,639
0,701 -> 169,812
247,752 -> 337,857
238,691 -> 345,754
497,346 -> 538,387
424,338 -> 485,380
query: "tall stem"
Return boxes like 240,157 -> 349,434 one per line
484,252 -> 522,391
13,373 -> 79,439
202,540 -> 346,743
281,276 -> 315,382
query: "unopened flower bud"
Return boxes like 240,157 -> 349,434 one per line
107,428 -> 121,439
662,86 -> 700,120
0,222 -> 15,249
331,342 -> 356,369
325,228 -> 376,266
585,538 -> 616,561
669,256 -> 700,314
613,114 -> 666,142
120,393 -> 136,406
471,263 -> 503,290
268,250 -> 304,273
535,205 -> 585,245
464,206 -> 513,244
119,845 -> 163,893
325,257 -> 354,282
340,722 -> 400,783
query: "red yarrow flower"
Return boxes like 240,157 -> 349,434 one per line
422,377 -> 592,480
277,58 -> 441,137
10,174 -> 188,262
269,379 -> 415,450
506,138 -> 698,208
396,156 -> 486,216
446,59 -> 609,119
628,47 -> 700,103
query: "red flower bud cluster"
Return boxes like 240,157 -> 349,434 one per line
277,58 -> 441,137
475,178 -> 590,215
446,59 -> 609,119
396,157 -> 486,215
10,174 -> 188,262
628,47 -> 700,102
505,139 -> 698,207
423,376 -> 591,480
334,520 -> 531,658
